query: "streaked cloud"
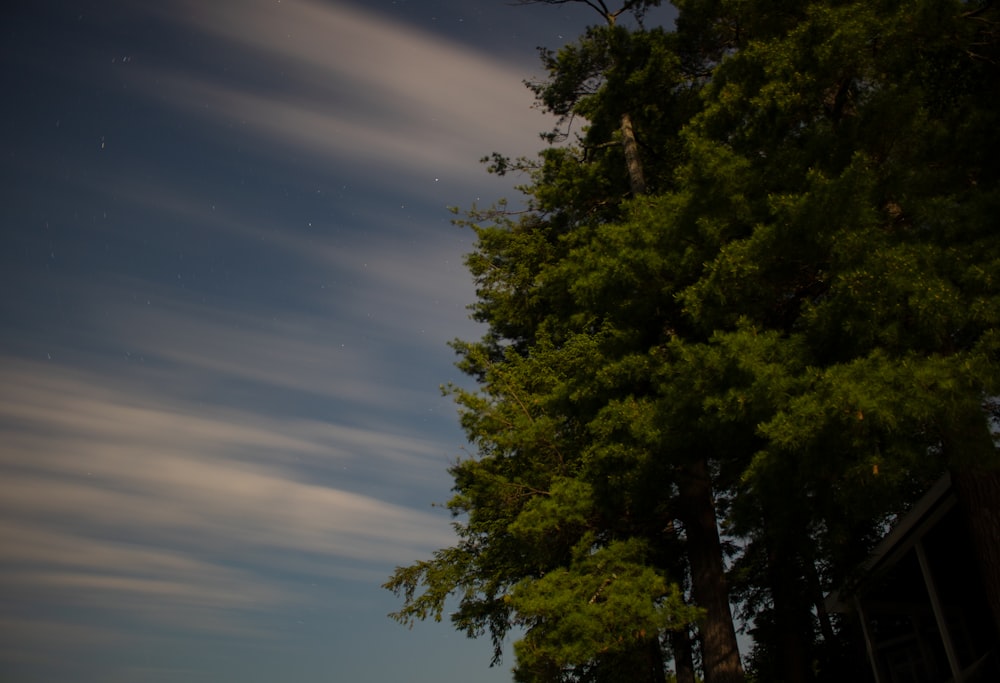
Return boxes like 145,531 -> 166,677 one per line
131,0 -> 552,189
1,1 -> 536,679
2,0 -> 506,641
0,357 -> 458,642
79,270 -> 472,414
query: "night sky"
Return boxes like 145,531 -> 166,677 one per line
0,1 -> 674,681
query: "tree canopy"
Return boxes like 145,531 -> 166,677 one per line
386,1 -> 1000,681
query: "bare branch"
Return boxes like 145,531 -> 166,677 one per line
510,0 -> 654,26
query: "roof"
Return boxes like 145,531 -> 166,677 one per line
825,473 -> 956,613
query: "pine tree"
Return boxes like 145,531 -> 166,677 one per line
386,2 -> 1000,681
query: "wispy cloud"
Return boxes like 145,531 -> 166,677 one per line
1,1 -> 529,677
81,273 -> 472,413
0,357 -> 458,642
131,0 -> 552,189
22,144 -> 485,360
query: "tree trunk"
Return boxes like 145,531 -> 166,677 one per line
677,459 -> 745,683
592,7 -> 646,197
620,111 -> 647,196
670,627 -> 698,683
806,556 -> 836,646
767,542 -> 812,683
639,636 -> 666,683
758,499 -> 817,683
944,404 -> 1000,636
953,466 -> 1000,635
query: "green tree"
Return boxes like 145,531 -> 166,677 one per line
386,331 -> 703,682
664,0 -> 1000,678
387,5 -> 725,679
521,0 -> 680,196
387,1 -> 1000,682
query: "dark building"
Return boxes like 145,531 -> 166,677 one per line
826,474 -> 1000,683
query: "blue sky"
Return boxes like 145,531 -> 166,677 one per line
0,1 -> 675,681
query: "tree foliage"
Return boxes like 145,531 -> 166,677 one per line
386,1 -> 1000,681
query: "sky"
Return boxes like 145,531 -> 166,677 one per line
0,1 -> 674,681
